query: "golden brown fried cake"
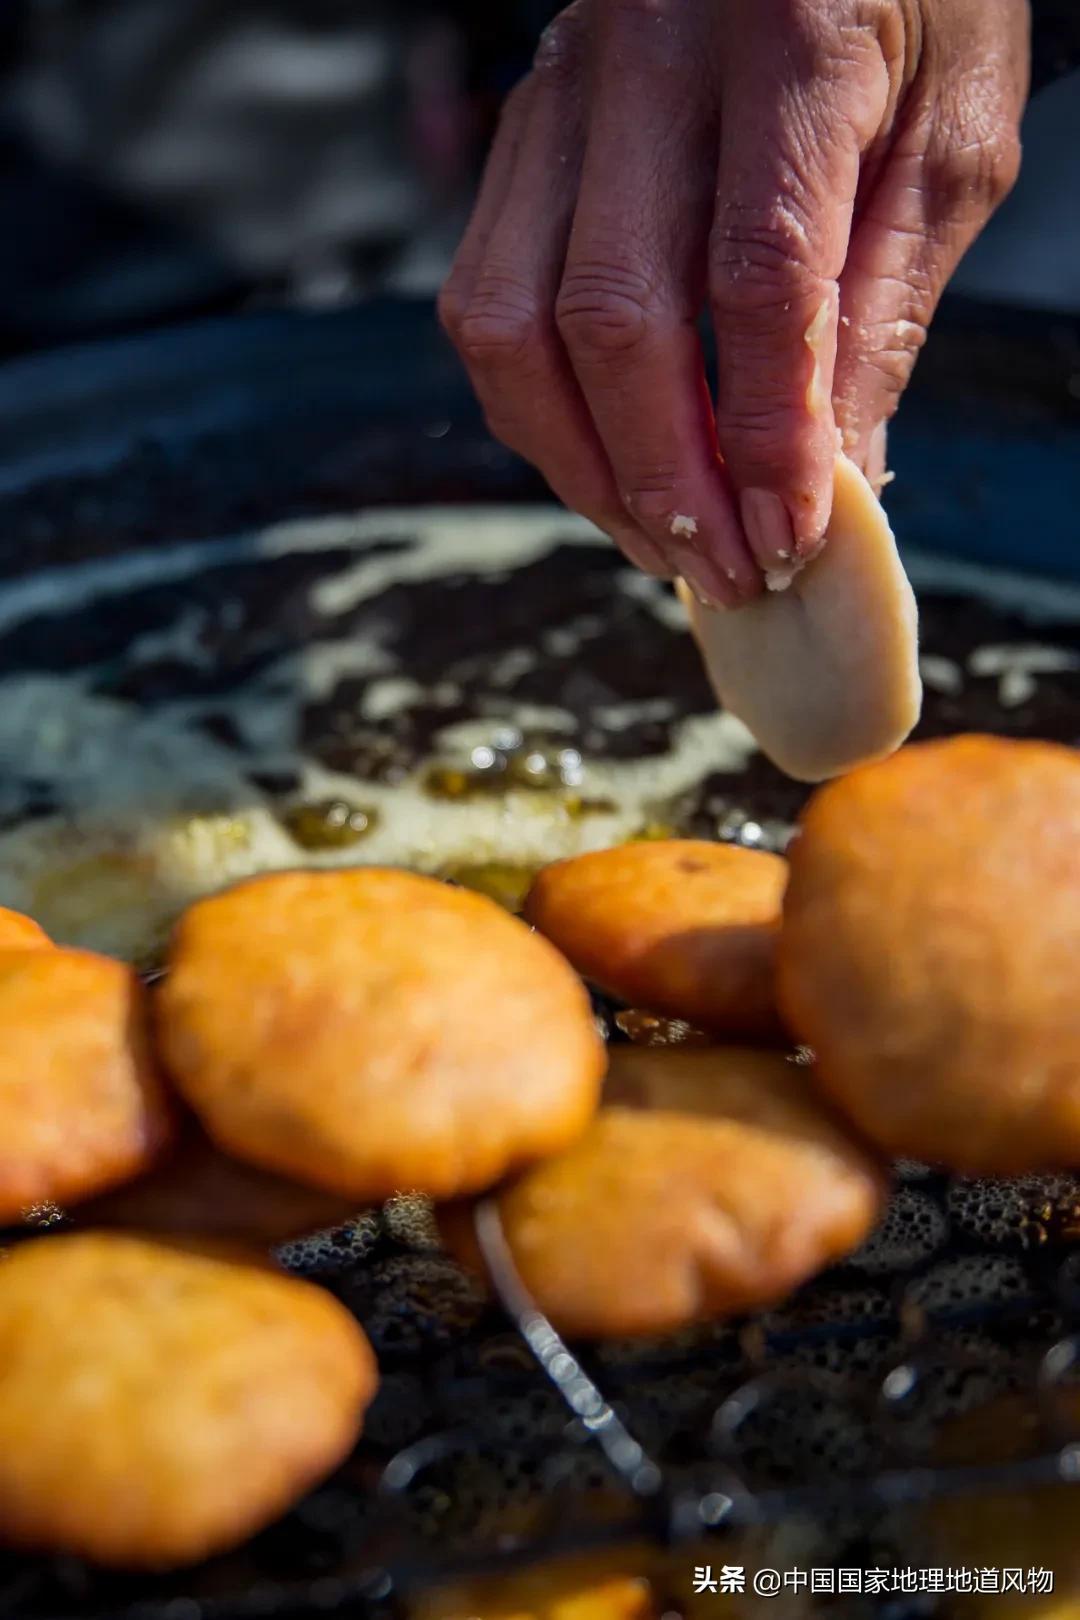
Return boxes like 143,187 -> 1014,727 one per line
777,734 -> 1080,1173
0,948 -> 173,1222
0,907 -> 51,950
411,1548 -> 662,1620
158,869 -> 605,1201
922,1395 -> 1080,1619
0,1233 -> 377,1568
412,1543 -> 773,1620
82,1122 -> 361,1245
524,840 -> 787,1038
441,1045 -> 885,1339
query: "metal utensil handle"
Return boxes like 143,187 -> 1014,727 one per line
473,1199 -> 664,1498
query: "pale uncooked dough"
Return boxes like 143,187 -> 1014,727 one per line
681,456 -> 921,782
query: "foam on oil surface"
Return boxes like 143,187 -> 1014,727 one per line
0,502 -> 1077,965
0,507 -> 758,958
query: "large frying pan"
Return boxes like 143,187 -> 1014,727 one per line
0,293 -> 1077,1619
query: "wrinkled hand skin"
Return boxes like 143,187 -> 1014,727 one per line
439,0 -> 1029,606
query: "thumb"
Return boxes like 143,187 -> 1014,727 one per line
708,26 -> 890,573
833,109 -> 1022,467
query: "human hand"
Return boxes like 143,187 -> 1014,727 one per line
439,0 -> 1028,605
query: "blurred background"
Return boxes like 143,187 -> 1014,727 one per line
0,0 -> 1078,363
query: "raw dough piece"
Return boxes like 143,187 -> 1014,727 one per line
682,455 -> 921,782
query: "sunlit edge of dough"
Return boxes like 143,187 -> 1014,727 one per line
678,456 -> 922,783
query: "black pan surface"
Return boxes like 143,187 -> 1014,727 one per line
0,294 -> 1077,1619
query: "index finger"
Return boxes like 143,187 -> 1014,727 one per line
555,0 -> 761,607
709,8 -> 890,574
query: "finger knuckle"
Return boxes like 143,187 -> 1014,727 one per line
599,0 -> 679,27
926,102 -> 1023,212
981,128 -> 1023,205
769,0 -> 844,67
716,398 -> 814,465
865,364 -> 906,414
533,1 -> 589,77
940,133 -> 1017,207
710,258 -> 816,323
595,0 -> 711,81
556,264 -> 658,358
774,0 -> 831,36
709,206 -> 824,317
457,276 -> 542,368
621,474 -> 681,532
626,497 -> 677,538
459,308 -> 536,368
836,308 -> 929,449
860,321 -> 926,402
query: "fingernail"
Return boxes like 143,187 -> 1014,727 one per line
671,550 -> 740,612
739,487 -> 796,573
683,577 -> 729,612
